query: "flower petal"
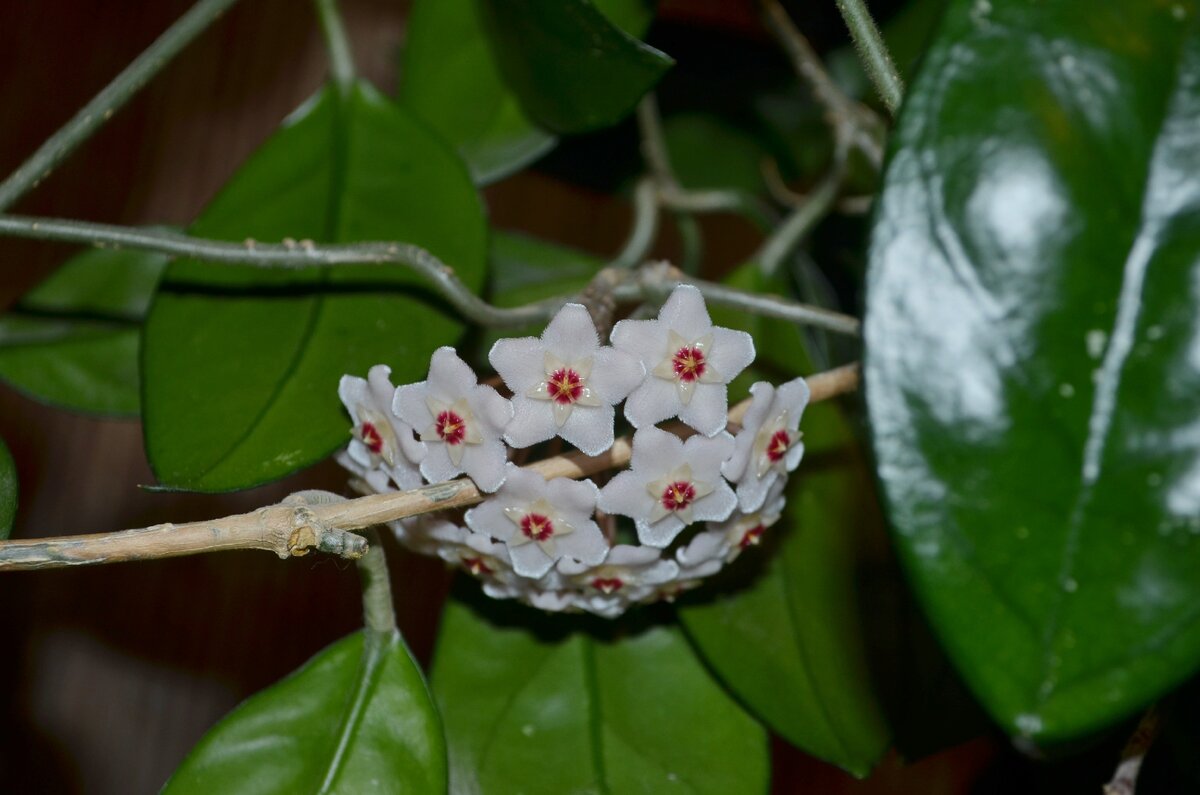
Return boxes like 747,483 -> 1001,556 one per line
427,346 -> 479,398
559,403 -> 617,457
503,399 -> 556,449
707,327 -> 756,383
541,303 -> 600,356
657,284 -> 713,341
462,438 -> 509,492
636,513 -> 686,548
489,336 -> 545,393
588,347 -> 646,403
623,375 -> 681,429
678,382 -> 729,437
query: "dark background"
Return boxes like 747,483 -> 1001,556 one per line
0,0 -> 1024,791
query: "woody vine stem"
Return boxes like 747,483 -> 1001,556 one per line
0,365 -> 858,571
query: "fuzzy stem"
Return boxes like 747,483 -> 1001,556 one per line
0,0 -> 241,211
835,0 -> 904,116
356,528 -> 396,644
0,364 -> 859,572
0,213 -> 859,334
314,0 -> 356,96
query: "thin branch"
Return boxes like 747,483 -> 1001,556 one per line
611,178 -> 660,269
636,96 -> 777,229
1103,706 -> 1160,795
0,214 -> 557,328
0,495 -> 368,571
762,157 -> 874,215
0,213 -> 859,335
357,529 -> 397,646
636,95 -> 676,187
624,262 -> 861,336
755,167 -> 843,276
0,0 -> 242,212
313,0 -> 356,96
0,364 -> 860,571
760,0 -> 883,168
835,0 -> 904,116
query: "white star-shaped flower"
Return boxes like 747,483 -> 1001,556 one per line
393,347 -> 513,493
675,530 -> 731,580
489,303 -> 645,456
337,364 -> 425,491
465,464 -> 608,578
597,425 -> 737,547
722,378 -> 809,511
558,544 -> 680,618
707,478 -> 787,562
611,284 -> 755,436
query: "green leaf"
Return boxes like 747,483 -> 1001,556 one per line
164,630 -> 446,794
0,436 -> 15,539
679,267 -> 888,776
477,0 -> 673,134
401,0 -> 555,184
663,113 -> 768,196
0,247 -> 168,415
143,83 -> 486,491
432,592 -> 770,794
864,0 -> 1200,742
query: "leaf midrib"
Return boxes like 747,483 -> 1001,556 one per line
1034,27 -> 1194,709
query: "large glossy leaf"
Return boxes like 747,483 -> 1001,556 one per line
432,592 -> 769,794
164,630 -> 446,793
865,0 -> 1200,742
476,0 -> 673,134
0,437 -> 15,539
679,265 -> 888,777
401,0 -> 555,184
0,247 -> 167,415
144,83 -> 486,491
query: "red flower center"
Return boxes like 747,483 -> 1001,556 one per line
739,524 -> 766,548
462,556 -> 495,576
766,430 -> 791,462
359,421 -> 384,454
520,512 -> 555,542
672,346 -> 707,382
661,481 -> 696,512
547,368 -> 584,404
436,410 -> 467,445
591,577 -> 625,594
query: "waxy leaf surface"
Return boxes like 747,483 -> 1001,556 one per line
432,593 -> 769,794
144,83 -> 486,491
401,0 -> 555,184
0,247 -> 167,415
477,0 -> 672,133
865,0 -> 1200,741
164,630 -> 446,794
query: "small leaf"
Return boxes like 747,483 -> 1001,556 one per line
143,83 -> 487,491
164,630 -> 446,794
477,0 -> 673,134
0,247 -> 168,415
432,591 -> 770,794
401,0 -> 556,184
865,0 -> 1200,742
0,437 -> 15,539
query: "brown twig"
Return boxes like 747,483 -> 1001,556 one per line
0,365 -> 859,571
1103,706 -> 1161,795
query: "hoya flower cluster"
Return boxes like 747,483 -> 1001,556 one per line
336,284 -> 811,618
